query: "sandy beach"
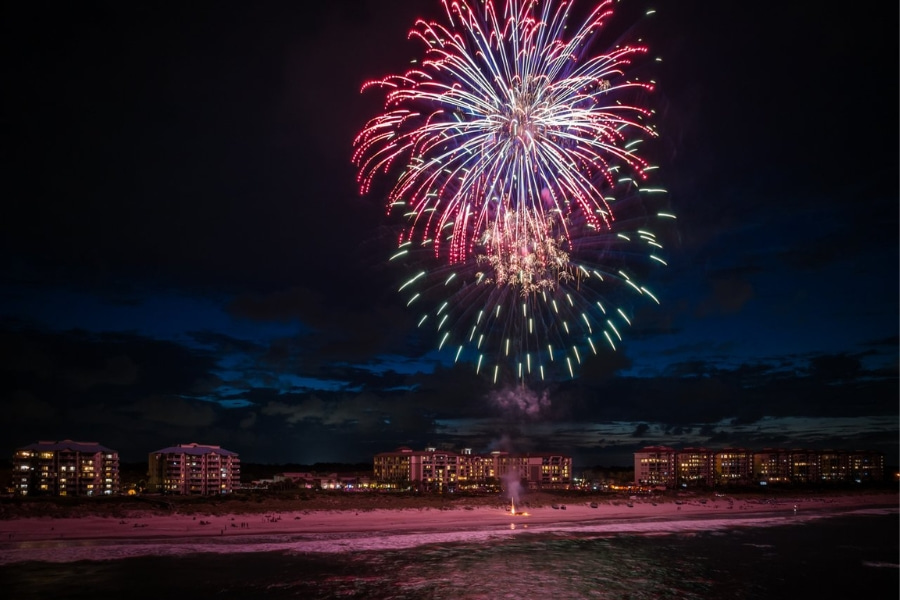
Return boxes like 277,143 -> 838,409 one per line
0,491 -> 896,565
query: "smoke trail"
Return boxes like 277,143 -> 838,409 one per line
501,469 -> 524,510
488,386 -> 550,418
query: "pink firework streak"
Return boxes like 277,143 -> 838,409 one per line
352,0 -> 657,266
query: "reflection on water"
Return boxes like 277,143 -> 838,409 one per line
3,513 -> 897,600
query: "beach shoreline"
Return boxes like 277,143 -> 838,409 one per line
0,491 -> 896,545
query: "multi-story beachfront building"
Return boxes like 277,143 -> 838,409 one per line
676,447 -> 715,487
789,449 -> 820,484
494,451 -> 571,489
817,450 -> 849,482
848,450 -> 885,482
753,448 -> 794,483
147,443 -> 240,495
713,448 -> 754,485
373,447 -> 572,491
12,440 -> 120,496
634,446 -> 886,488
633,445 -> 677,488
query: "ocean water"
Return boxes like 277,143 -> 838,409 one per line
2,510 -> 897,600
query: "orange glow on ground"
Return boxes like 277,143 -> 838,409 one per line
509,499 -> 529,517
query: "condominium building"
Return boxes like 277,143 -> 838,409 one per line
634,446 -> 885,487
373,447 -> 572,491
714,448 -> 754,484
634,445 -> 677,487
676,447 -> 716,486
147,443 -> 240,495
818,450 -> 850,482
12,440 -> 120,496
848,451 -> 884,482
788,449 -> 820,484
753,448 -> 793,484
495,451 -> 571,489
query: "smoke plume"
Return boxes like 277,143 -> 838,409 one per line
488,386 -> 550,418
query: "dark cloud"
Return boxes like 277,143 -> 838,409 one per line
808,354 -> 862,382
631,424 -> 651,438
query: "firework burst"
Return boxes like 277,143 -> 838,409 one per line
354,0 -> 673,382
392,179 -> 673,383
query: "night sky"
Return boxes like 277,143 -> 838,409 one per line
2,1 -> 897,468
